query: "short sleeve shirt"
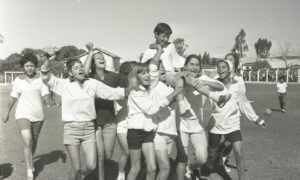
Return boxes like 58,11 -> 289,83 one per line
11,74 -> 49,122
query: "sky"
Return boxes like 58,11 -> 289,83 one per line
1,0 -> 300,62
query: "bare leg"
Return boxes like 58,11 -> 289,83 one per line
127,149 -> 142,180
155,149 -> 170,180
95,127 -> 105,180
142,142 -> 157,180
65,145 -> 82,180
117,133 -> 129,180
232,141 -> 245,180
81,142 -> 97,176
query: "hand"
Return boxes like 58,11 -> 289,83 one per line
2,111 -> 9,123
149,43 -> 156,49
86,42 -> 94,51
174,86 -> 184,96
255,118 -> 266,129
155,44 -> 163,52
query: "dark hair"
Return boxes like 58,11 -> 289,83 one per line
154,23 -> 172,35
42,52 -> 51,59
20,53 -> 38,67
184,54 -> 202,67
90,51 -> 105,75
217,60 -> 230,69
119,61 -> 136,76
66,57 -> 82,72
225,53 -> 239,72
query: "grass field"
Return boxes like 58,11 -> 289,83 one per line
0,84 -> 300,180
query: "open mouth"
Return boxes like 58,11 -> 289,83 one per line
78,72 -> 84,76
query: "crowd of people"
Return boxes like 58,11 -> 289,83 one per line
2,23 -> 267,180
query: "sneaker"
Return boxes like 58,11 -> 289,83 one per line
117,171 -> 125,180
27,169 -> 34,180
185,165 -> 193,179
222,157 -> 231,172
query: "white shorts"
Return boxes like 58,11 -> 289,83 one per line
154,132 -> 176,155
117,120 -> 128,134
179,131 -> 208,149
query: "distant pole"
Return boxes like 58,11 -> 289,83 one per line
266,69 -> 269,82
287,69 -> 290,82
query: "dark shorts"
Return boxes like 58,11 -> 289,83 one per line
127,129 -> 155,150
208,130 -> 242,148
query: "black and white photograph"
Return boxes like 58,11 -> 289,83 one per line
0,0 -> 299,180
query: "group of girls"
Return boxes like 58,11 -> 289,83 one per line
2,28 -> 266,180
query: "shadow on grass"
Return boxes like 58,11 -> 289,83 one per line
33,150 -> 67,178
0,163 -> 13,179
270,108 -> 282,112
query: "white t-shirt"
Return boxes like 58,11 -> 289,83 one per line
150,81 -> 177,136
11,75 -> 49,122
210,80 -> 259,134
127,86 -> 170,131
47,75 -> 125,122
179,75 -> 220,133
277,82 -> 287,93
141,43 -> 185,72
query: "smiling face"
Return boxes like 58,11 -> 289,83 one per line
23,61 -> 36,77
155,32 -> 170,47
93,52 -> 106,69
69,62 -> 85,81
185,57 -> 201,75
137,70 -> 150,87
217,61 -> 230,80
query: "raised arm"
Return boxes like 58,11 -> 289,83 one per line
40,58 -> 64,96
95,80 -> 126,100
149,44 -> 163,66
84,42 -> 94,76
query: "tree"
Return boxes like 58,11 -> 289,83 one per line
0,53 -> 22,73
254,38 -> 272,59
57,45 -> 79,62
232,29 -> 249,58
173,38 -> 189,57
253,60 -> 271,69
279,41 -> 292,67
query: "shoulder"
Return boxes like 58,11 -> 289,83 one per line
166,43 -> 175,49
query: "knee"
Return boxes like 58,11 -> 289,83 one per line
72,164 -> 81,175
98,152 -> 105,163
24,139 -> 33,148
131,163 -> 141,174
86,160 -> 96,173
105,151 -> 113,160
196,153 -> 208,165
159,162 -> 170,174
147,164 -> 157,175
234,151 -> 244,162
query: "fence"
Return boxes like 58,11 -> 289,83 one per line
1,68 -> 300,85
